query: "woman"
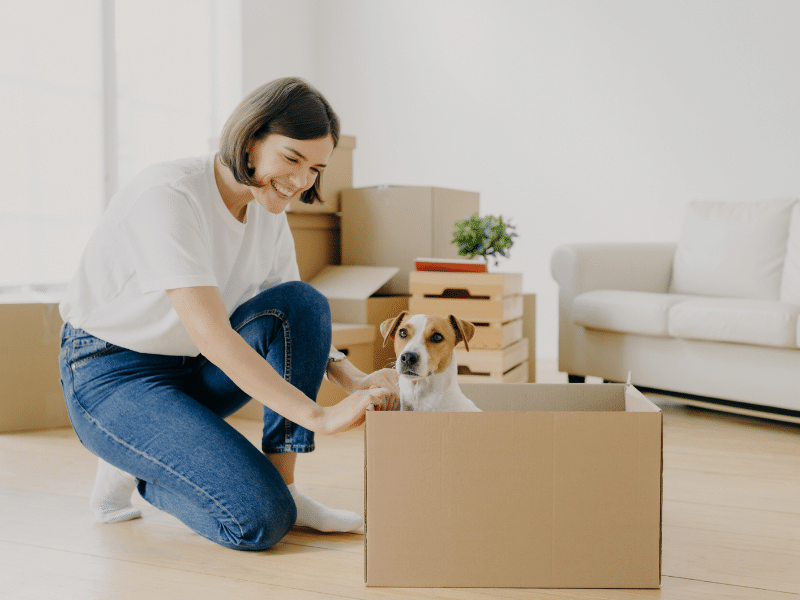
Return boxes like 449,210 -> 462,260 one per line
58,77 -> 398,550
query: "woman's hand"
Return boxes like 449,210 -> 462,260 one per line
353,368 -> 400,409
326,360 -> 400,410
318,386 -> 395,435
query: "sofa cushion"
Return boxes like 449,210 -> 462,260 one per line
668,297 -> 800,349
573,290 -> 692,336
780,203 -> 800,304
669,198 -> 795,301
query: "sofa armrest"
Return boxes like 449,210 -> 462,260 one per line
550,242 -> 677,377
551,242 -> 677,296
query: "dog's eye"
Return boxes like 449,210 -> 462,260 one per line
431,333 -> 444,343
398,329 -> 408,338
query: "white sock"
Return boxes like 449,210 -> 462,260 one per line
287,483 -> 363,533
89,458 -> 142,524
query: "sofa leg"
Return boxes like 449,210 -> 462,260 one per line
567,374 -> 585,383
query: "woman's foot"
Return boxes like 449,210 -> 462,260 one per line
287,483 -> 363,532
89,458 -> 142,523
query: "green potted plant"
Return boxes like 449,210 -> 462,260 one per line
452,213 -> 518,267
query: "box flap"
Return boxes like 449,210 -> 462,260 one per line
309,265 -> 399,300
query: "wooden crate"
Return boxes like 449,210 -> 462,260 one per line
409,271 -> 522,298
456,338 -> 529,383
409,271 -> 523,323
457,361 -> 529,384
462,318 -> 523,350
409,271 -> 530,383
410,295 -> 522,323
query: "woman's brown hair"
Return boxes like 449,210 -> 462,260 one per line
218,77 -> 340,205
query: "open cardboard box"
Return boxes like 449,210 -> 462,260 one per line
309,265 -> 409,371
364,382 -> 662,589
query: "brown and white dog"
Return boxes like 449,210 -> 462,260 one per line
379,311 -> 481,412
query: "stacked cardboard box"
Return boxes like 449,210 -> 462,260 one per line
409,271 -> 530,383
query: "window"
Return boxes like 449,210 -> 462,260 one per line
0,0 -> 241,287
0,1 -> 103,286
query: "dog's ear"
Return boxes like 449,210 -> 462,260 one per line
449,315 -> 476,352
380,311 -> 409,347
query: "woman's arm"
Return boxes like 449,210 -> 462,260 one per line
167,286 -> 392,434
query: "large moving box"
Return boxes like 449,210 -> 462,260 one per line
341,186 -> 479,295
365,382 -> 662,588
0,295 -> 68,432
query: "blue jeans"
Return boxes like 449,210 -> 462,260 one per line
58,281 -> 332,550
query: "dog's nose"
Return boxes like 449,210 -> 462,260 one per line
399,352 -> 419,368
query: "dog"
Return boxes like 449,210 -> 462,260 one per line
379,311 -> 481,412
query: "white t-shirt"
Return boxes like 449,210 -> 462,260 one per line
60,152 -> 300,356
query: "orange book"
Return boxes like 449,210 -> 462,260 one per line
414,257 -> 488,273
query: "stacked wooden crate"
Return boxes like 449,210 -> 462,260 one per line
409,271 -> 530,383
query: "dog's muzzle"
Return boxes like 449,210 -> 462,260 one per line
398,351 -> 421,376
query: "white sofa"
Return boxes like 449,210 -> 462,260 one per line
551,198 -> 800,415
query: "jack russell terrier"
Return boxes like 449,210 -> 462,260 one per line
379,311 -> 481,412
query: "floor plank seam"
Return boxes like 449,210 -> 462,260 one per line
662,575 -> 800,596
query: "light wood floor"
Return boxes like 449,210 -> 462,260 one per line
1,361 -> 798,600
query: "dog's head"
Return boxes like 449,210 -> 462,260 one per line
379,311 -> 475,379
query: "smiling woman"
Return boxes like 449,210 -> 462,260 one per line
57,77 -> 400,550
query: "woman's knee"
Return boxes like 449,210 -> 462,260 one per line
277,280 -> 330,322
236,281 -> 331,327
228,491 -> 297,551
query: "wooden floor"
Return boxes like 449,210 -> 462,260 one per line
1,361 -> 798,599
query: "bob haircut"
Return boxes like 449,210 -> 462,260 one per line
218,77 -> 340,205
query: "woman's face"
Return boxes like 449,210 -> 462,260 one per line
246,133 -> 335,214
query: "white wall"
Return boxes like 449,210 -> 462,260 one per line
243,0 -> 800,360
240,0 -> 318,94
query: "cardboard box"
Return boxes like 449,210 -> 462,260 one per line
365,383 -> 662,588
286,213 -> 341,281
341,186 -> 480,295
231,323 -> 375,419
309,266 -> 409,371
0,295 -> 69,432
287,134 -> 356,214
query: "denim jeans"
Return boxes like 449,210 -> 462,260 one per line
58,281 -> 332,550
